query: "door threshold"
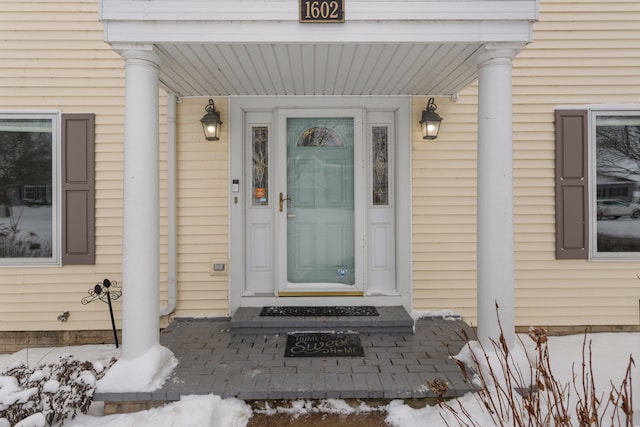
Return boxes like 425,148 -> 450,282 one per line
278,291 -> 364,297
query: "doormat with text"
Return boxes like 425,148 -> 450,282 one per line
260,306 -> 379,317
284,332 -> 365,358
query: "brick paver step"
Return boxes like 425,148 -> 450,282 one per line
229,306 -> 414,334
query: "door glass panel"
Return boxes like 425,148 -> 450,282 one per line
372,126 -> 389,206
287,117 -> 354,284
251,126 -> 269,206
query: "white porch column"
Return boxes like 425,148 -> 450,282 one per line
476,45 -> 520,348
120,48 -> 161,360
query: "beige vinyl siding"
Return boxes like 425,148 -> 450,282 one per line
512,0 -> 640,327
0,0 -> 169,331
412,0 -> 640,327
411,95 -> 479,320
3,0 -> 639,333
173,98 -> 229,317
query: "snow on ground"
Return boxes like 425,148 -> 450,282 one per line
71,395 -> 252,427
0,205 -> 53,243
410,310 -> 461,320
387,332 -> 639,427
0,333 -> 638,426
597,217 -> 640,238
0,345 -> 120,373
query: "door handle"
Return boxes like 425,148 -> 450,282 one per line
279,193 -> 292,212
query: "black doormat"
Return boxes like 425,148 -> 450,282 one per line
260,306 -> 379,317
284,332 -> 365,357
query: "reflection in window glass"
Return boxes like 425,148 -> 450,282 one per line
297,125 -> 343,147
595,114 -> 640,253
288,118 -> 348,148
252,126 -> 269,206
372,126 -> 388,205
0,117 -> 53,259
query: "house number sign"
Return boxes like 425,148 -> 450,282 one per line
299,0 -> 344,23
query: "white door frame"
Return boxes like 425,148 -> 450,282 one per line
229,96 -> 412,313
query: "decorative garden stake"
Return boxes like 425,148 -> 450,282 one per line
81,279 -> 122,348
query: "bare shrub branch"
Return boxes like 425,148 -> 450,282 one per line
439,309 -> 634,427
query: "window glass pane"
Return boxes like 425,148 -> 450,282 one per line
595,114 -> 640,253
252,126 -> 269,206
0,118 -> 53,259
372,126 -> 389,205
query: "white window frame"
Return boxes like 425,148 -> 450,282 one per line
589,108 -> 640,260
0,112 -> 60,266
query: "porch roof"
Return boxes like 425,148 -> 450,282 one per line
99,0 -> 538,98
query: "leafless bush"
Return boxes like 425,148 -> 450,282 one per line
0,355 -> 116,426
440,312 -> 634,426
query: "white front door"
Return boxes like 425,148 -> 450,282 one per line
230,96 -> 411,310
277,111 -> 364,294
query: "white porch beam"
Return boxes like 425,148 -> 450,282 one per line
100,1 -> 538,22
475,44 -> 522,349
101,20 -> 534,45
120,47 -> 162,360
99,0 -> 537,45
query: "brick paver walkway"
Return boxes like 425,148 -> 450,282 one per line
95,316 -> 476,403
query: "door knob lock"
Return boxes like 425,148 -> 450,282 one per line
279,193 -> 292,212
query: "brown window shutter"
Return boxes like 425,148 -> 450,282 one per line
555,109 -> 588,259
61,114 -> 95,265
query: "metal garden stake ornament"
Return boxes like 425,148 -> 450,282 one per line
81,278 -> 122,348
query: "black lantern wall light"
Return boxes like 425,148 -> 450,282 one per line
200,99 -> 223,141
419,97 -> 443,140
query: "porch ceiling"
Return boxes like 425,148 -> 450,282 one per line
99,1 -> 538,98
154,42 -> 484,98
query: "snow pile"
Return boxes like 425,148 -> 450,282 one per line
410,310 -> 461,320
386,396 -> 497,427
453,338 -> 532,390
96,345 -> 176,393
13,412 -> 46,427
72,395 -> 251,427
255,399 -> 385,418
